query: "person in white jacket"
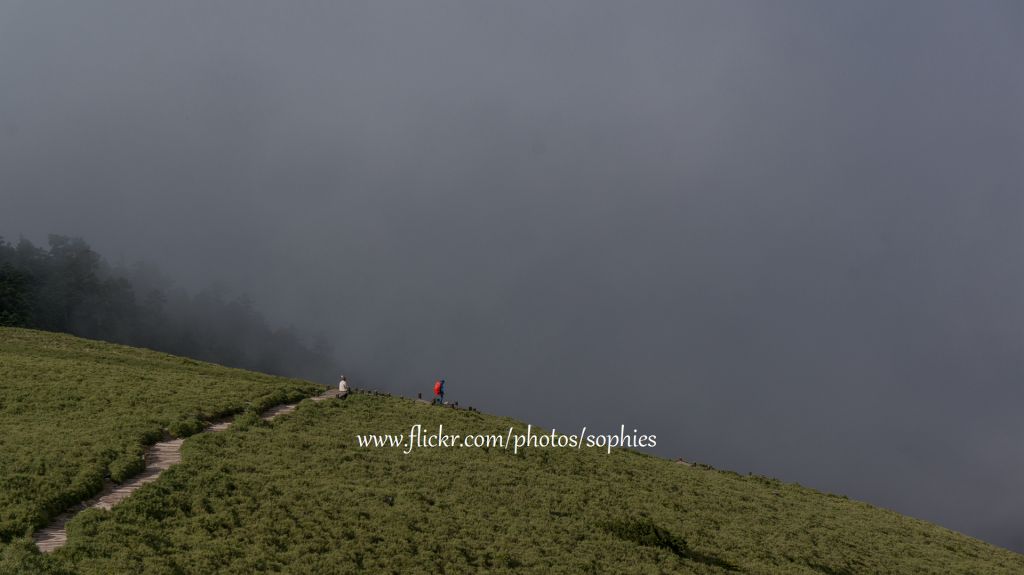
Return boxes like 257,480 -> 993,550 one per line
338,375 -> 350,400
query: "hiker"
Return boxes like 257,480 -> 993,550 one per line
338,375 -> 350,400
433,378 -> 445,405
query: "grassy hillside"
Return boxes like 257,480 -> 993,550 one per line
37,398 -> 1024,574
2,330 -> 1022,574
0,328 -> 321,545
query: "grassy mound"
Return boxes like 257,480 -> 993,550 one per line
39,394 -> 1024,574
0,327 -> 321,545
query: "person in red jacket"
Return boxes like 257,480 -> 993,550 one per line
433,379 -> 445,405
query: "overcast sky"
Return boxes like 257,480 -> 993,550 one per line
2,0 -> 1023,552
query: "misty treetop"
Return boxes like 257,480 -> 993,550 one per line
0,235 -> 335,383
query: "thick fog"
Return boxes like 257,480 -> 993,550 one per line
2,1 -> 1023,552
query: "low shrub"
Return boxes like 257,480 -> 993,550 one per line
168,416 -> 205,439
108,444 -> 145,484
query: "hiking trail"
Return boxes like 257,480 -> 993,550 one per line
33,390 -> 338,553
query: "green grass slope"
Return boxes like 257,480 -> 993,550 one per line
3,330 -> 1022,574
0,327 -> 322,545
40,395 -> 1024,574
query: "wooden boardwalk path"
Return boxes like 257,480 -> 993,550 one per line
34,390 -> 338,553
